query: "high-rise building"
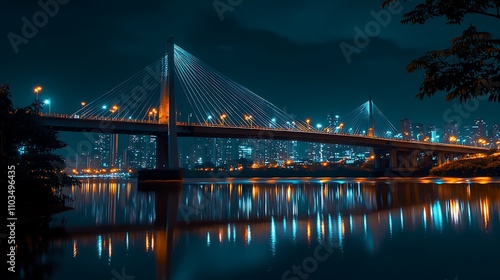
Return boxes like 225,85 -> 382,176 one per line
288,141 -> 298,161
492,123 -> 499,141
126,135 -> 156,170
214,138 -> 236,166
472,118 -> 487,143
94,134 -> 111,168
426,124 -> 438,142
399,118 -> 412,140
187,138 -> 214,168
492,123 -> 500,148
327,112 -> 340,131
109,134 -> 119,168
412,122 -> 425,141
444,121 -> 459,143
461,125 -> 473,145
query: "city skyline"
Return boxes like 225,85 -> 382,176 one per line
71,111 -> 499,173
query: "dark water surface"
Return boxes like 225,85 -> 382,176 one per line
36,178 -> 500,279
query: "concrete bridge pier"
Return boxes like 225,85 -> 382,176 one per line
436,152 -> 445,165
389,149 -> 398,169
156,134 -> 169,169
374,148 -> 420,175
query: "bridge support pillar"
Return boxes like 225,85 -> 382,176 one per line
437,152 -> 445,165
373,150 -> 382,169
389,149 -> 398,169
156,134 -> 168,169
410,150 -> 419,168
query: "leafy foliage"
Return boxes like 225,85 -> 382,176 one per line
430,154 -> 500,176
1,84 -> 78,218
381,0 -> 500,102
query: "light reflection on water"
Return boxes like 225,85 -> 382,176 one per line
45,178 -> 500,280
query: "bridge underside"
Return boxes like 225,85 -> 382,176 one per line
373,148 -> 466,176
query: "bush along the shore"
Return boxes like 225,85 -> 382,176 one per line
430,154 -> 500,177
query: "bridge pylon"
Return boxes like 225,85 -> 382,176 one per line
161,35 -> 180,169
368,97 -> 374,137
139,35 -> 182,183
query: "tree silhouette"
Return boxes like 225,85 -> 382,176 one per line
1,84 -> 78,219
381,0 -> 500,102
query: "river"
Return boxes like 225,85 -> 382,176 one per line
27,177 -> 500,280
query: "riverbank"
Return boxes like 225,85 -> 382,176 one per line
183,166 -> 372,178
430,154 -> 500,177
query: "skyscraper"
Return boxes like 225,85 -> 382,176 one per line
94,134 -> 111,168
492,123 -> 499,141
110,134 -> 119,168
472,118 -> 487,143
427,124 -> 438,142
126,135 -> 156,170
413,122 -> 425,141
444,121 -> 459,143
399,118 -> 412,140
327,112 -> 340,131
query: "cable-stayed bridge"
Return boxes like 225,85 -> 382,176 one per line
39,37 -> 491,175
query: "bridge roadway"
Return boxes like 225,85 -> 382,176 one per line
40,115 -> 491,154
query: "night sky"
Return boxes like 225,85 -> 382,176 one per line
2,0 -> 499,130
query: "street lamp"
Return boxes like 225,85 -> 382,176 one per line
34,86 -> 42,100
316,124 -> 322,131
44,99 -> 51,114
33,86 -> 43,114
478,139 -> 486,147
270,118 -> 276,128
110,105 -> 119,119
102,105 -> 107,110
244,115 -> 253,127
81,102 -> 86,106
220,113 -> 227,125
149,108 -> 157,122
207,115 -> 213,125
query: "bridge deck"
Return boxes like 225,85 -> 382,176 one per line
40,116 -> 492,154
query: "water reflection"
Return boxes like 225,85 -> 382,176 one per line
48,178 -> 500,280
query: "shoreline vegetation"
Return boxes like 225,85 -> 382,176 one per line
1,85 -> 79,222
181,167 -> 433,178
182,166 -> 374,178
181,155 -> 500,178
430,153 -> 500,177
